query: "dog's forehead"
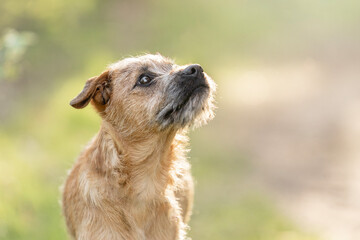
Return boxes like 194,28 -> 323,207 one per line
109,54 -> 174,74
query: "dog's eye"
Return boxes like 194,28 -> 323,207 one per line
138,75 -> 152,85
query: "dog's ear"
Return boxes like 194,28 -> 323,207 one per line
70,70 -> 111,109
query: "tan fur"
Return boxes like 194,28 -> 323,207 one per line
62,54 -> 215,240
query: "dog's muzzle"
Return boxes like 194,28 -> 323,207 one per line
156,64 -> 210,129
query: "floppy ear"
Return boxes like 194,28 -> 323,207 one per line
70,70 -> 111,109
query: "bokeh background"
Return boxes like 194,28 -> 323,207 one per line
1,0 -> 359,239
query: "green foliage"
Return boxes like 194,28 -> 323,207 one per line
0,29 -> 36,81
0,63 -> 102,239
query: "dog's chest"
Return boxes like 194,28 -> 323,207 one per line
128,198 -> 180,239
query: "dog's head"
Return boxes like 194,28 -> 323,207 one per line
70,54 -> 216,134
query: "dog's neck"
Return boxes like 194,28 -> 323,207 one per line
93,121 -> 184,201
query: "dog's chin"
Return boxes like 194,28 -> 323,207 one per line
156,86 -> 214,130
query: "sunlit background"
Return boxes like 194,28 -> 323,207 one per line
1,0 -> 360,239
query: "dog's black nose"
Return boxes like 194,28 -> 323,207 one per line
182,64 -> 203,77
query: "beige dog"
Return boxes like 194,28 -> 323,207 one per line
62,54 -> 216,240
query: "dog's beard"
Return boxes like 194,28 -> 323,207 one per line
156,81 -> 215,130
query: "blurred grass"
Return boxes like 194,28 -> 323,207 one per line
189,130 -> 319,240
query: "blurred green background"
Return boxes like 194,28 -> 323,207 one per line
1,0 -> 359,239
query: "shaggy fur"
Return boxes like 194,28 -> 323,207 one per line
62,54 -> 216,240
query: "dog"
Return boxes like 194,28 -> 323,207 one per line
62,54 -> 216,240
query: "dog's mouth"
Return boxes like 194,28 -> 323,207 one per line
164,84 -> 209,119
156,83 -> 210,129
163,84 -> 209,119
